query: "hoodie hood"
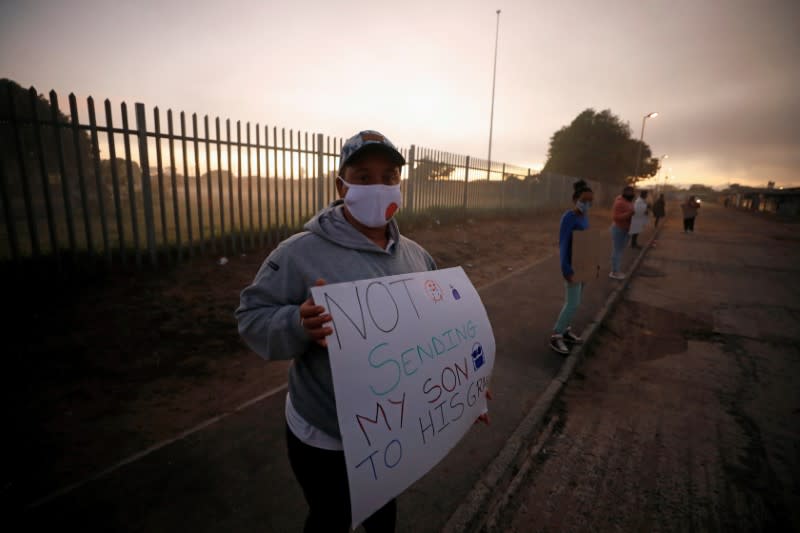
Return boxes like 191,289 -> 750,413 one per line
304,200 -> 400,253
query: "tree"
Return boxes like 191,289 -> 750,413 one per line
99,158 -> 142,198
542,108 -> 659,185
0,78 -> 95,185
688,184 -> 716,197
414,157 -> 455,181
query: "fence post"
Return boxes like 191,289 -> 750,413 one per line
544,172 -> 552,208
527,168 -> 532,210
462,156 -> 470,209
68,94 -> 94,257
316,133 -> 325,211
406,145 -> 416,213
500,163 -> 506,209
0,155 -> 20,263
135,103 -> 158,267
87,97 -> 111,265
8,88 -> 40,257
50,91 -> 77,256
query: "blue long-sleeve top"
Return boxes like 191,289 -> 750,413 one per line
559,209 -> 589,279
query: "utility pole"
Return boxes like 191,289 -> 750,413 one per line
487,9 -> 501,180
634,111 -> 658,179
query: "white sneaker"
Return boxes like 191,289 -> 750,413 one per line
549,335 -> 570,355
563,328 -> 583,344
609,272 -> 626,280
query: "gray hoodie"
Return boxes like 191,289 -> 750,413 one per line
236,200 -> 436,439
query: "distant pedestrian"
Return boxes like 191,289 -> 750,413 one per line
609,185 -> 635,280
653,193 -> 666,227
550,179 -> 594,355
681,195 -> 701,233
629,190 -> 649,249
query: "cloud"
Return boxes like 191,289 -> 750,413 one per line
648,72 -> 800,184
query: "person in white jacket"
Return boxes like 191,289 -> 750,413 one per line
629,190 -> 649,249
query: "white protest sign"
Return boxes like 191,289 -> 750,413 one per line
311,266 -> 495,529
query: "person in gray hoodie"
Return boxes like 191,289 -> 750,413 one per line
236,130 -> 436,533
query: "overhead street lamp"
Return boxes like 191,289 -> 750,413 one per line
634,111 -> 658,179
487,9 -> 501,180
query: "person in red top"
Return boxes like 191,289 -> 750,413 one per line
609,185 -> 635,279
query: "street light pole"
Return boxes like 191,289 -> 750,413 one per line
655,154 -> 668,195
661,160 -> 670,192
634,111 -> 658,180
487,9 -> 501,180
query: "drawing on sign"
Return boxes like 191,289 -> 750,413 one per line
424,280 -> 444,302
471,342 -> 485,371
450,285 -> 461,300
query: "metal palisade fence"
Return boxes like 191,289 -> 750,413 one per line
0,86 -> 615,271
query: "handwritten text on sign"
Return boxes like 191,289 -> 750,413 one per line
311,267 -> 495,529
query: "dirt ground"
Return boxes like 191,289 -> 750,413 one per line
10,207 -> 603,504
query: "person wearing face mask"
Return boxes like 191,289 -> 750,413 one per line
550,180 -> 595,355
609,185 -> 636,280
235,130 -> 489,533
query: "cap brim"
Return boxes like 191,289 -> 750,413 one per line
339,143 -> 406,172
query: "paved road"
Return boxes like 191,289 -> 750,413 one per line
26,210 -> 652,532
493,205 -> 800,532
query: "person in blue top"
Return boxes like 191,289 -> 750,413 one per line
550,179 -> 594,355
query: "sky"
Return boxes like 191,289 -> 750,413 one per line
1,0 -> 798,188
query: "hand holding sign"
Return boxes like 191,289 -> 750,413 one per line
476,389 -> 493,425
300,278 -> 333,347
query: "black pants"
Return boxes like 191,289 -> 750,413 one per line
631,233 -> 640,247
655,216 -> 662,227
683,217 -> 696,232
286,425 -> 397,533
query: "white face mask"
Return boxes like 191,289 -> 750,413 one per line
576,200 -> 592,214
338,177 -> 402,228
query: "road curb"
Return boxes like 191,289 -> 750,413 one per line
441,223 -> 664,533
